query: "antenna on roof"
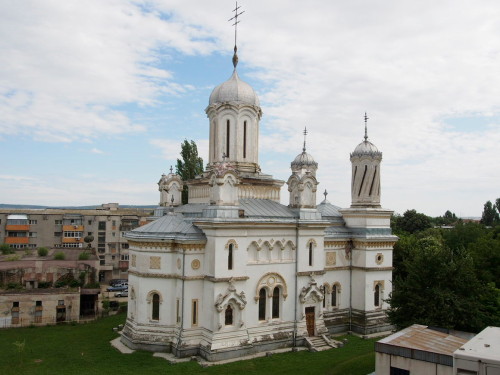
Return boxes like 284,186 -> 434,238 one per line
228,1 -> 245,68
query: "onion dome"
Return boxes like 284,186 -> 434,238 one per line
291,150 -> 318,169
209,69 -> 260,107
351,139 -> 382,158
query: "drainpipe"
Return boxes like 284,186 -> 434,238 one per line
293,219 -> 299,347
348,240 -> 353,333
179,247 -> 186,352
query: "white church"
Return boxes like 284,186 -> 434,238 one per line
121,39 -> 397,361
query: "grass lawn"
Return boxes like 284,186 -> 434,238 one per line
0,314 -> 377,375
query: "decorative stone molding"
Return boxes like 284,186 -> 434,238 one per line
373,280 -> 385,290
128,241 -> 205,251
375,253 -> 384,265
149,256 -> 161,269
353,240 -> 397,249
206,276 -> 249,283
224,239 -> 238,250
299,276 -> 324,304
214,279 -> 247,312
176,258 -> 181,270
352,266 -> 393,272
324,240 -> 348,249
131,254 -> 136,267
324,266 -> 350,271
296,270 -> 326,276
146,290 -> 163,304
191,259 -> 201,270
254,272 -> 288,302
325,252 -> 336,266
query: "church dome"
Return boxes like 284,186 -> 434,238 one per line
291,151 -> 318,168
351,140 -> 382,157
209,69 -> 260,107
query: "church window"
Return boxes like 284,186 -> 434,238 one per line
228,243 -> 233,270
176,299 -> 180,323
308,242 -> 313,266
192,299 -> 198,326
272,287 -> 280,319
226,120 -> 230,158
243,121 -> 247,158
374,284 -> 380,307
323,291 -> 326,308
225,305 -> 233,325
152,293 -> 160,320
258,288 -> 266,321
332,285 -> 337,307
369,166 -> 377,196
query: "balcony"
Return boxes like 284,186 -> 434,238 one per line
5,237 -> 29,244
62,237 -> 83,243
5,224 -> 30,231
63,225 -> 84,231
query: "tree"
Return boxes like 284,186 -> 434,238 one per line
176,140 -> 204,204
480,200 -> 499,226
392,209 -> 432,234
388,234 -> 500,332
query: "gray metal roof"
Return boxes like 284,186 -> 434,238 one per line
239,199 -> 297,219
126,213 -> 205,242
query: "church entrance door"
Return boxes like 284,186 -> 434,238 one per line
305,307 -> 315,336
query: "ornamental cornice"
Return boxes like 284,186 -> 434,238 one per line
205,276 -> 249,283
128,241 -> 205,251
352,241 -> 397,248
128,270 -> 206,280
351,266 -> 394,272
296,270 -> 326,277
324,241 -> 348,248
324,266 -> 350,271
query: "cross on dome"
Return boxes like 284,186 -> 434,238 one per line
303,127 -> 308,152
228,1 -> 245,68
364,112 -> 369,141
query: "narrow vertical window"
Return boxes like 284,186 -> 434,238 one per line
152,293 -> 160,320
332,285 -> 337,307
226,119 -> 230,158
176,299 -> 180,323
258,288 -> 266,321
228,243 -> 233,270
359,165 -> 368,196
225,305 -> 233,325
192,299 -> 198,326
243,121 -> 247,158
308,242 -> 313,266
323,290 -> 326,308
272,287 -> 280,319
374,284 -> 380,307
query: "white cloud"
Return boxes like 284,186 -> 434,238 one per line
90,148 -> 104,154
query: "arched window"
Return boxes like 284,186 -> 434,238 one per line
226,119 -> 230,157
225,305 -> 233,325
308,242 -> 313,266
228,243 -> 233,270
374,284 -> 380,307
272,287 -> 280,319
152,293 -> 160,320
258,288 -> 266,321
332,285 -> 337,307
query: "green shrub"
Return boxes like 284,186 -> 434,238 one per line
0,244 -> 13,255
7,282 -> 22,290
38,281 -> 52,288
54,252 -> 65,260
6,255 -> 20,261
78,252 -> 90,260
37,247 -> 49,256
84,282 -> 101,289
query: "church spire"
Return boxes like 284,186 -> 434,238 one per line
229,1 -> 245,68
303,126 -> 308,152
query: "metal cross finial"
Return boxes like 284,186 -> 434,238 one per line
324,189 -> 328,200
303,127 -> 308,152
169,165 -> 173,174
228,1 -> 245,68
364,112 -> 369,141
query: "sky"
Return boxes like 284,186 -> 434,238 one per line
1,0 -> 499,217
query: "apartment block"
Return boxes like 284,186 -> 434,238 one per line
0,203 -> 150,282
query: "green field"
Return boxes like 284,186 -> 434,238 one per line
0,314 -> 377,375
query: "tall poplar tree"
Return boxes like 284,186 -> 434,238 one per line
176,140 -> 204,204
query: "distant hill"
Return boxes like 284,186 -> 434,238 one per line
0,204 -> 157,210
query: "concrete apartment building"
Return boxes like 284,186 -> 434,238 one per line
0,203 -> 150,282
